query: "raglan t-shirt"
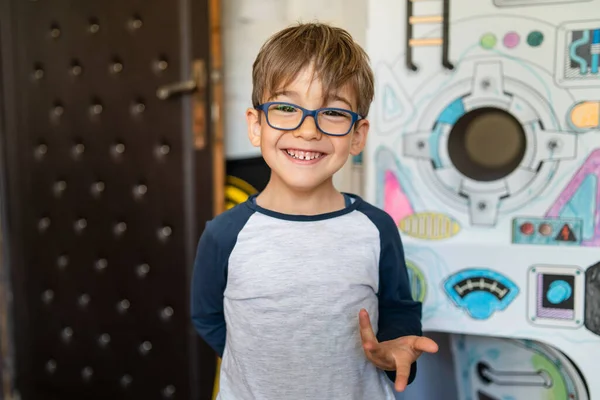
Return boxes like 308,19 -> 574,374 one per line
190,193 -> 422,400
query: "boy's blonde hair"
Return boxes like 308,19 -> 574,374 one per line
251,23 -> 375,117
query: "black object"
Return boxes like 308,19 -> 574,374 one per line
0,0 -> 217,398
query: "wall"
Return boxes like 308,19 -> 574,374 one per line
365,0 -> 600,399
222,0 -> 368,194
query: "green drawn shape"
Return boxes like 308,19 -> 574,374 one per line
527,31 -> 544,47
531,353 -> 567,400
481,33 -> 497,49
406,260 -> 427,302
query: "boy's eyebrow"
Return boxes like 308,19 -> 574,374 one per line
324,94 -> 353,111
268,90 -> 297,102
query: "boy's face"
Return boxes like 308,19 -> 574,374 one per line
246,66 -> 369,192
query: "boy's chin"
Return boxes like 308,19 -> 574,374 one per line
278,173 -> 333,193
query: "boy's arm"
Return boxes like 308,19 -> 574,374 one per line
191,223 -> 227,357
377,222 -> 422,385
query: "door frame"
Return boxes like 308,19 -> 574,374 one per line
0,0 -> 29,397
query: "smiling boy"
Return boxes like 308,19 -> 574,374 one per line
191,23 -> 438,399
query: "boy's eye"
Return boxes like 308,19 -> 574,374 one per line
322,109 -> 351,118
273,105 -> 297,113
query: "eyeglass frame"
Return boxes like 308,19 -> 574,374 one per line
254,101 -> 364,137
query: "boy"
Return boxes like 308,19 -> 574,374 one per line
191,23 -> 438,399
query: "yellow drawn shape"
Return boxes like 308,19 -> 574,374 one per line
398,212 -> 460,240
570,101 -> 600,130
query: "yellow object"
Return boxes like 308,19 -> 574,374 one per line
225,175 -> 258,210
212,357 -> 221,400
570,101 -> 600,130
398,212 -> 461,240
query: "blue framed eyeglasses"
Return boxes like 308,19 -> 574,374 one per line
255,102 -> 363,136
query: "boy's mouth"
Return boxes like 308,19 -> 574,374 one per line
283,149 -> 326,161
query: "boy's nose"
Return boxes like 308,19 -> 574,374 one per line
293,115 -> 322,140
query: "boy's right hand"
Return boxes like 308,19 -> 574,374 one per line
358,309 -> 439,392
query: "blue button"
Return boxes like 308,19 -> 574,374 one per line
546,280 -> 572,304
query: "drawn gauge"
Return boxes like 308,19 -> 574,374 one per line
444,268 -> 519,320
224,175 -> 258,210
453,336 -> 590,400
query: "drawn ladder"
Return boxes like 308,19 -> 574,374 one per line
406,0 -> 454,71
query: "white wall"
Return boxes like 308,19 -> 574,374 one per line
222,0 -> 368,193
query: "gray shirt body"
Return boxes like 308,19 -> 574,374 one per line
191,194 -> 422,399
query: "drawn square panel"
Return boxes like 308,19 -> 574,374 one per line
527,265 -> 585,329
555,20 -> 600,88
494,0 -> 590,6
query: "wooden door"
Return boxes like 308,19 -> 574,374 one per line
0,0 -> 222,398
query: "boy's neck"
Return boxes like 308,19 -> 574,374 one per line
256,175 -> 346,216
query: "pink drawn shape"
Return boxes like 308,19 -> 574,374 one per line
384,170 -> 414,224
546,148 -> 600,246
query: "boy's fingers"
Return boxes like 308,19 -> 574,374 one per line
358,309 -> 378,347
394,374 -> 409,392
414,336 -> 439,354
393,357 -> 412,392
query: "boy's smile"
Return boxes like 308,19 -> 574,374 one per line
246,65 -> 369,194
282,148 -> 326,164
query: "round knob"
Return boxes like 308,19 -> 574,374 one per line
98,333 -> 111,348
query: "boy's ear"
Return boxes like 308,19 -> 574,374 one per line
349,119 -> 369,156
246,108 -> 261,147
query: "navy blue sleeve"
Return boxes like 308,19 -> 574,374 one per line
190,203 -> 256,357
191,221 -> 228,357
359,203 -> 423,385
377,218 -> 422,384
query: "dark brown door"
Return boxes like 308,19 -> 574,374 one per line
0,0 -> 219,399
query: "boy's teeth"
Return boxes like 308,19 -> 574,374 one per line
286,149 -> 323,160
